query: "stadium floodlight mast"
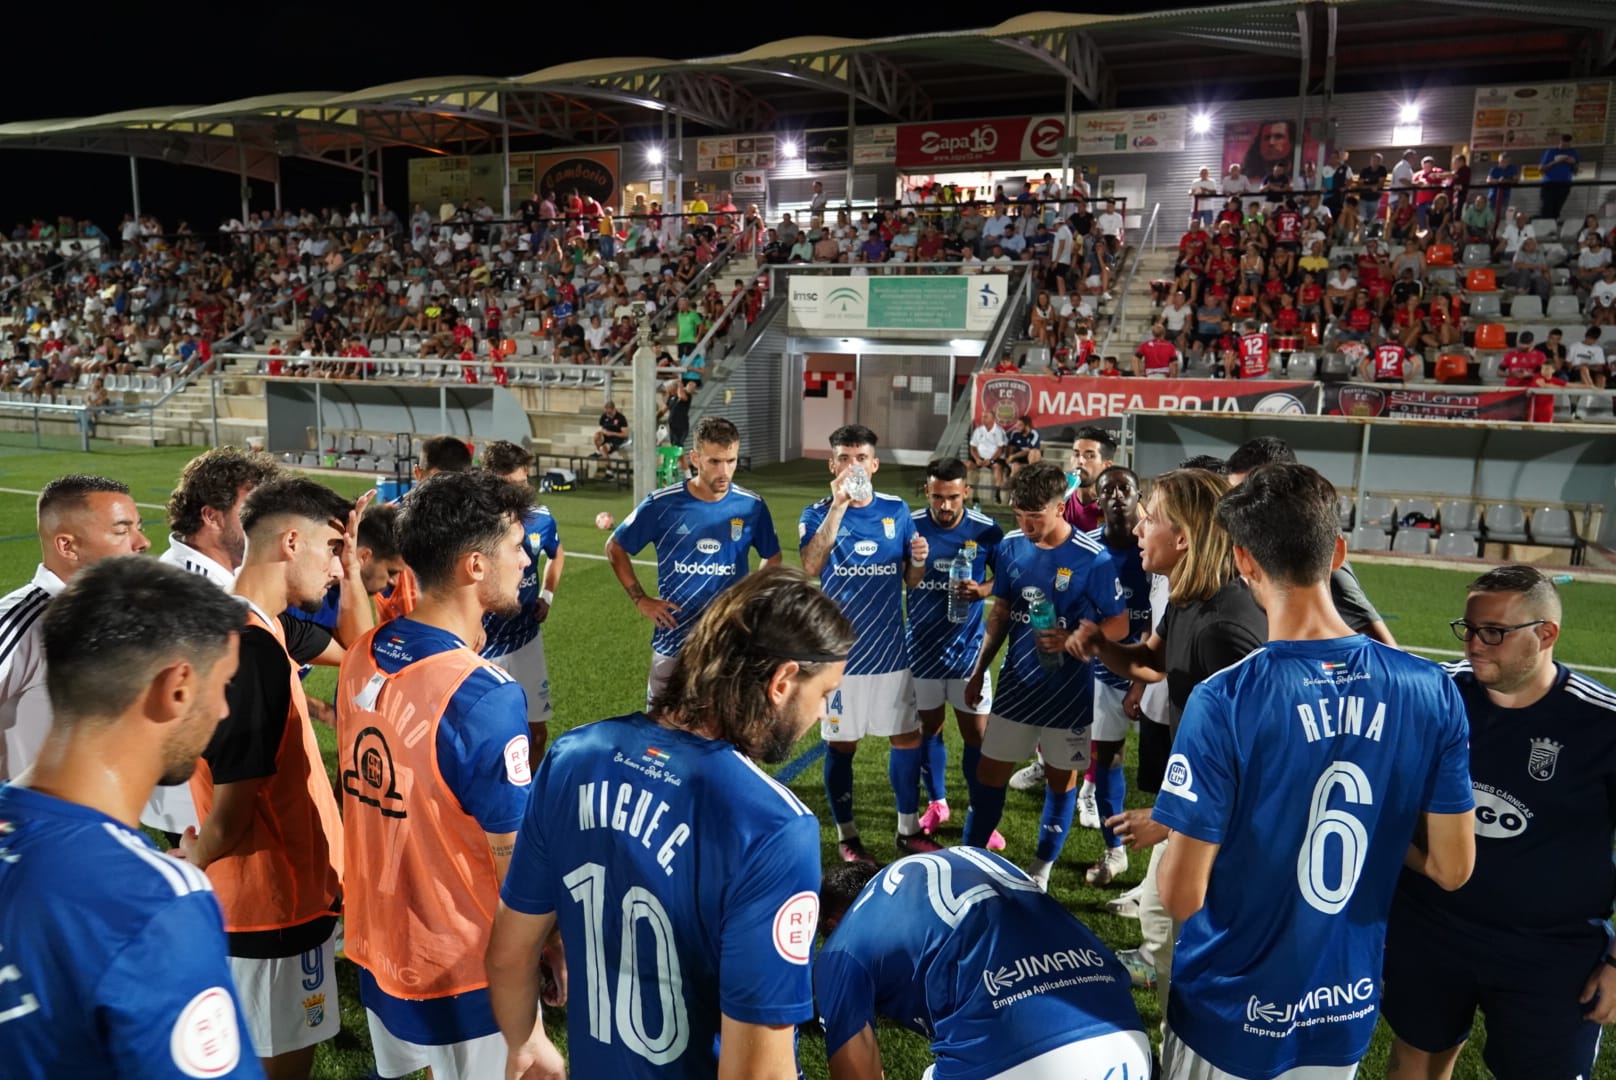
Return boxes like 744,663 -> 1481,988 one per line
631,303 -> 658,503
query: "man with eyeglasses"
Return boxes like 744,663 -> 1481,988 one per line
1383,564 -> 1616,1080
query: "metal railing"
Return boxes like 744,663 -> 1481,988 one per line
1099,202 -> 1161,356
603,222 -> 760,366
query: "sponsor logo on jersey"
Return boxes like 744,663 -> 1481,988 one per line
731,517 -> 744,541
673,560 -> 738,576
832,562 -> 899,578
1244,977 -> 1375,1032
1161,753 -> 1198,803
644,746 -> 672,765
1320,661 -> 1347,672
345,728 -> 408,819
882,517 -> 896,539
931,558 -> 955,573
676,522 -> 690,536
982,947 -> 1109,995
1055,567 -> 1072,592
170,986 -> 242,1079
504,735 -> 532,785
1528,737 -> 1562,781
853,540 -> 880,557
1020,586 -> 1042,603
773,891 -> 819,964
303,993 -> 326,1028
528,531 -> 544,548
695,538 -> 722,554
1473,785 -> 1530,838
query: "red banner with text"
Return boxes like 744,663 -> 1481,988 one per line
895,115 -> 1066,169
974,375 -> 1321,437
1321,383 -> 1530,421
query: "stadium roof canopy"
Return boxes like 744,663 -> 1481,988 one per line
0,0 -> 1611,185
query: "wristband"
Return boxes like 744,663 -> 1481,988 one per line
539,589 -> 554,605
910,556 -> 927,567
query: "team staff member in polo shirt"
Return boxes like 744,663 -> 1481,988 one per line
179,479 -> 371,1080
0,475 -> 150,783
1004,415 -> 1043,478
338,470 -> 535,1080
147,447 -> 281,835
593,400 -> 630,459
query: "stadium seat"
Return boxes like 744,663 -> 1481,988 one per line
1439,500 -> 1481,533
1509,295 -> 1544,320
1318,352 -> 1352,381
1482,503 -> 1530,544
1551,266 -> 1573,291
1359,496 -> 1397,530
1336,493 -> 1355,531
1426,244 -> 1454,267
1399,497 -> 1438,523
1461,244 -> 1491,268
1477,351 -> 1506,383
1532,218 -> 1558,239
1560,219 -> 1584,243
1392,528 -> 1432,555
1530,507 -> 1578,544
1473,324 -> 1507,350
1466,269 -> 1497,292
1546,294 -> 1582,319
1436,530 -> 1480,558
1286,352 -> 1317,380
1470,294 -> 1502,318
1230,295 -> 1255,317
1349,524 -> 1391,552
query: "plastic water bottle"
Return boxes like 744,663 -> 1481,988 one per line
844,465 -> 872,503
1551,573 -> 1574,586
947,556 -> 973,623
1026,588 -> 1063,673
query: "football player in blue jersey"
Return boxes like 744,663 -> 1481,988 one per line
962,462 -> 1127,891
801,425 -> 935,863
481,441 -> 566,754
816,850 -> 1153,1080
1083,465 -> 1150,888
1384,564 -> 1616,1080
906,457 -> 1005,849
1151,463 -> 1475,1080
0,557 -> 263,1079
607,416 -> 781,704
487,565 -> 853,1080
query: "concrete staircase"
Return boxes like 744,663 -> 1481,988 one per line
1103,248 -> 1179,357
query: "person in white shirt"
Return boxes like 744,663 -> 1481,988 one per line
1051,218 -> 1076,295
1496,210 -> 1535,259
983,243 -> 1013,270
1040,172 -> 1064,226
969,415 -> 1008,488
1590,265 -> 1616,327
142,448 -> 281,835
1189,168 -> 1220,224
1221,165 -> 1253,198
0,476 -> 150,783
1566,327 -> 1608,387
1097,201 -> 1125,253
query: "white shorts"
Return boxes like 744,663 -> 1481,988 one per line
646,650 -> 679,707
488,634 -> 552,725
141,782 -> 199,834
914,670 -> 992,715
981,716 -> 1091,772
823,670 -> 918,742
228,925 -> 339,1058
1091,677 -> 1131,742
923,1029 -> 1154,1079
1162,1028 -> 1359,1080
365,1010 -> 506,1080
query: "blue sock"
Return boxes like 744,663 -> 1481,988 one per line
1097,764 -> 1127,849
824,749 -> 856,826
921,733 -> 948,803
1036,786 -> 1078,863
961,744 -> 984,812
963,784 -> 1007,848
889,745 -> 922,816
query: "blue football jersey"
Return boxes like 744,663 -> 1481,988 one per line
907,509 -> 1004,681
799,492 -> 917,677
613,483 -> 780,656
1152,637 -> 1473,1079
815,848 -> 1146,1080
1086,529 -> 1151,691
0,784 -> 264,1079
989,529 -> 1124,728
501,714 -> 821,1077
482,505 -> 561,659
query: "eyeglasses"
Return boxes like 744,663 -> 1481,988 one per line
1448,619 -> 1546,646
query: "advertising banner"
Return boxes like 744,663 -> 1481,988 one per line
973,375 -> 1320,435
1470,81 -> 1610,153
1221,119 -> 1325,181
788,275 -> 1009,333
896,115 -> 1067,169
1322,383 -> 1530,422
854,125 -> 897,165
1070,108 -> 1186,155
531,148 -> 620,206
696,135 -> 777,172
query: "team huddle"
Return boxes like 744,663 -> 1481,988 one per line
0,418 -> 1612,1080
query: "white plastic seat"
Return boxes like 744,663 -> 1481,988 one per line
1546,294 -> 1582,319
1392,528 -> 1433,555
1436,531 -> 1480,557
1509,295 -> 1543,320
1349,524 -> 1390,552
1482,503 -> 1530,543
1358,496 -> 1397,530
1530,507 -> 1577,543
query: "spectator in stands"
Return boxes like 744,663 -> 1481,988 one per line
1496,208 -> 1534,259
1507,236 -> 1553,302
1159,290 -> 1194,352
1332,292 -> 1379,350
1188,168 -> 1219,225
1539,327 -> 1570,372
1138,323 -> 1183,377
1004,416 -> 1042,477
1461,194 -> 1495,242
1539,134 -> 1580,222
969,412 -> 1008,490
1590,265 -> 1616,327
1028,291 -> 1057,350
1574,232 -> 1611,293
1566,326 -> 1607,388
593,400 -> 630,459
1325,263 -> 1357,318
1485,151 -> 1519,221
1354,152 -> 1389,237
1501,331 -> 1546,382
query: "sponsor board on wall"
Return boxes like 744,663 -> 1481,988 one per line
697,135 -> 777,172
1323,383 -> 1530,422
894,110 -> 1187,169
973,375 -> 1321,435
788,275 -> 1009,333
1470,81 -> 1610,153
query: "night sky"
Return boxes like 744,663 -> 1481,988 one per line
0,2 -> 1274,231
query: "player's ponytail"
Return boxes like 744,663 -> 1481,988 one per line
652,565 -> 854,761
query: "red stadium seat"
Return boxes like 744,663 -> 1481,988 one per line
1426,244 -> 1454,267
1434,351 -> 1470,383
1230,295 -> 1255,317
1467,268 -> 1497,292
1474,323 -> 1507,350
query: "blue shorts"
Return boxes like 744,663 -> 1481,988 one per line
1382,893 -> 1607,1080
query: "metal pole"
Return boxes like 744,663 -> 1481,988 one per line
315,382 -> 324,463
500,95 -> 512,222
439,384 -> 447,434
362,137 -> 374,221
674,112 -> 684,223
375,145 -> 385,216
209,375 -> 220,448
661,110 -> 670,210
274,157 -> 283,213
129,156 -> 142,219
1062,78 -> 1074,189
845,90 -> 856,209
632,327 -> 657,504
234,145 -> 249,225
1295,8 -> 1311,185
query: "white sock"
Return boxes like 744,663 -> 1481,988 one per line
1079,778 -> 1096,798
1026,857 -> 1052,881
898,811 -> 920,836
837,822 -> 860,842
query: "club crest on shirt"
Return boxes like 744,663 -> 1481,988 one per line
882,517 -> 896,539
529,531 -> 544,548
1054,567 -> 1072,592
303,994 -> 326,1028
962,540 -> 978,562
731,517 -> 744,541
1527,737 -> 1562,781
